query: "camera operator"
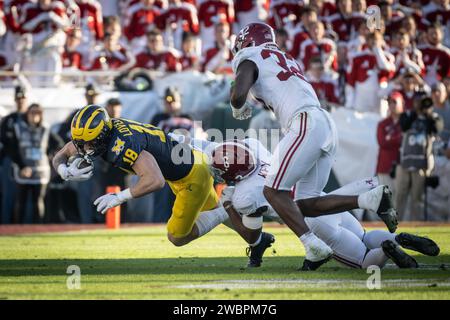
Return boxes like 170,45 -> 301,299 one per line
394,91 -> 444,220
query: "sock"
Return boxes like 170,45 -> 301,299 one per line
299,231 -> 315,246
195,206 -> 228,238
363,230 -> 397,249
250,233 -> 262,247
329,177 -> 379,196
361,248 -> 389,268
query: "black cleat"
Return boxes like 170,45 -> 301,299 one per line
246,232 -> 275,268
382,240 -> 418,268
300,256 -> 331,271
376,186 -> 398,233
396,233 -> 440,256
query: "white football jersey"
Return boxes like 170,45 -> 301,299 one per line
232,43 -> 321,129
231,138 -> 280,221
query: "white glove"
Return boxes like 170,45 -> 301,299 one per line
57,158 -> 93,181
220,186 -> 235,206
230,102 -> 252,120
94,189 -> 133,214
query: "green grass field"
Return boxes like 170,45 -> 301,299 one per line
0,224 -> 449,299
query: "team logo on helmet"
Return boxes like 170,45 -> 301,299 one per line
210,141 -> 257,183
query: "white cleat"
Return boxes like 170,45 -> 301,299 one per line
359,185 -> 398,233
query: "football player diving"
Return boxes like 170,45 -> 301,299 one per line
52,105 -> 229,247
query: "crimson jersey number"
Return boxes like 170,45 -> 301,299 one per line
260,49 -> 306,82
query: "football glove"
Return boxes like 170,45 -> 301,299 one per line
94,189 -> 133,214
220,186 -> 235,206
57,158 -> 93,181
230,102 -> 252,120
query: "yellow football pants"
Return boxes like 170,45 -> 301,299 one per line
166,149 -> 218,238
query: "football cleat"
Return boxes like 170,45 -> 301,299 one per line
300,256 -> 332,271
246,232 -> 275,268
382,240 -> 418,268
364,186 -> 398,233
396,233 -> 440,256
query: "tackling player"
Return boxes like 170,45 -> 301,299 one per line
229,23 -> 398,268
207,138 -> 440,270
52,105 -> 229,247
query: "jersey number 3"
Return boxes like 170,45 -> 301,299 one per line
260,49 -> 306,82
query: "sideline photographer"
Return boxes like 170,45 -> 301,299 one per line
394,91 -> 444,220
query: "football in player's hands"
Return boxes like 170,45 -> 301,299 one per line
68,155 -> 93,170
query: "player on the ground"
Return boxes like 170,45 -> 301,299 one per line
206,138 -> 440,269
51,105 -> 229,247
229,23 -> 398,269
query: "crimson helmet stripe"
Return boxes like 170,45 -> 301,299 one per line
272,112 -> 308,190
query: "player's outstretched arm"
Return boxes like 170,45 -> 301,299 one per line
230,60 -> 258,109
52,141 -> 78,172
94,150 -> 165,214
129,150 -> 165,198
223,202 -> 262,245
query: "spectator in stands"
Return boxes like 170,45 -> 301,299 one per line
124,0 -> 161,53
419,23 -> 450,86
12,103 -> 63,223
299,20 -> 338,72
274,28 -> 289,52
20,0 -> 69,87
376,91 -> 404,195
89,32 -> 136,72
134,29 -> 181,72
345,30 -> 396,113
0,86 -> 27,224
201,22 -> 232,74
326,0 -> 364,43
267,0 -> 303,32
233,0 -> 269,32
155,0 -> 199,50
198,0 -> 234,53
306,56 -> 341,107
179,32 -> 199,70
75,0 -> 104,50
103,15 -> 122,40
400,15 -> 420,45
378,0 -> 405,41
423,0 -> 450,47
431,81 -> 450,142
290,6 -> 318,62
387,70 -> 429,111
390,29 -> 425,79
395,91 -> 444,220
62,29 -> 84,71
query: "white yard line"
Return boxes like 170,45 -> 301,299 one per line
172,278 -> 450,290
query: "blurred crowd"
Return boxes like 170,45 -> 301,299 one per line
0,0 -> 449,223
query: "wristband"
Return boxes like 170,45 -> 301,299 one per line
117,188 -> 133,202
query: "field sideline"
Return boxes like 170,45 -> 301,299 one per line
0,224 -> 449,299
